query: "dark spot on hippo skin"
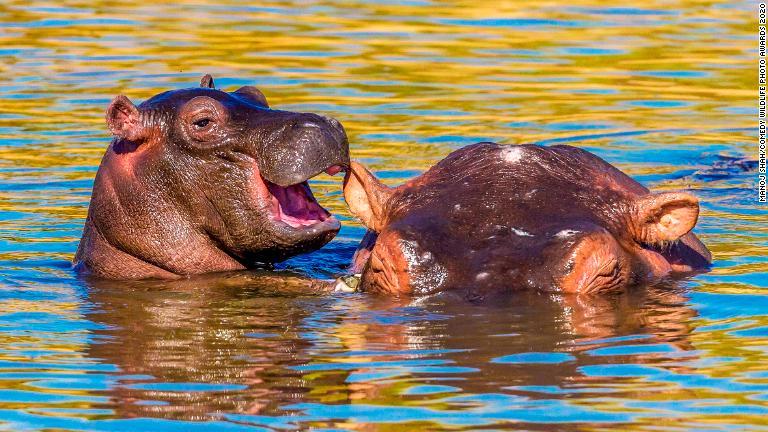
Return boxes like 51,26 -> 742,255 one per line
112,138 -> 141,154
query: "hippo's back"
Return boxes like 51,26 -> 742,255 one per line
386,142 -> 648,224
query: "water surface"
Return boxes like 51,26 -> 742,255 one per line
0,0 -> 764,430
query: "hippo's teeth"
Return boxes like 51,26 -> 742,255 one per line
265,180 -> 331,228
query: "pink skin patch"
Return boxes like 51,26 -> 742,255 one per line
266,181 -> 331,228
325,165 -> 343,176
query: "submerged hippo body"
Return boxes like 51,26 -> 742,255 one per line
344,143 -> 711,298
75,75 -> 349,279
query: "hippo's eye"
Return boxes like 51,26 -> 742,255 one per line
193,118 -> 212,128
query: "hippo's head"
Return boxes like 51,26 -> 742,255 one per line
343,143 -> 711,298
74,75 -> 349,279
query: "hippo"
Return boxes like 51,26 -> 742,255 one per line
342,142 -> 711,298
74,75 -> 349,279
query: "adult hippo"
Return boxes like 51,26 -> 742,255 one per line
74,75 -> 349,279
342,142 -> 711,298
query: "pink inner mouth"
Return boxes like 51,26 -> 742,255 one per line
266,181 -> 331,228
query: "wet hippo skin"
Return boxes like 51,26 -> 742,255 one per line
74,75 -> 349,279
343,142 -> 711,299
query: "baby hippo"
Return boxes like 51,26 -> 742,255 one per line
75,75 -> 349,279
343,142 -> 711,298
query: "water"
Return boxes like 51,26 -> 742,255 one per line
0,0 -> 763,430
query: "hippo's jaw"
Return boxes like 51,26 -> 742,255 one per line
244,110 -> 348,237
209,156 -> 344,266
635,231 -> 712,276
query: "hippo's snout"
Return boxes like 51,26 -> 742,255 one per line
257,112 -> 350,187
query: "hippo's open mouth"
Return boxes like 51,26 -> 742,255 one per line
639,237 -> 711,275
266,181 -> 330,228
264,165 -> 344,229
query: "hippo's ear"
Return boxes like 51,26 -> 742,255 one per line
106,95 -> 145,142
200,74 -> 215,89
343,161 -> 393,232
234,86 -> 269,108
634,192 -> 700,243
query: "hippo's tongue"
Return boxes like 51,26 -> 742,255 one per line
266,181 -> 330,228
